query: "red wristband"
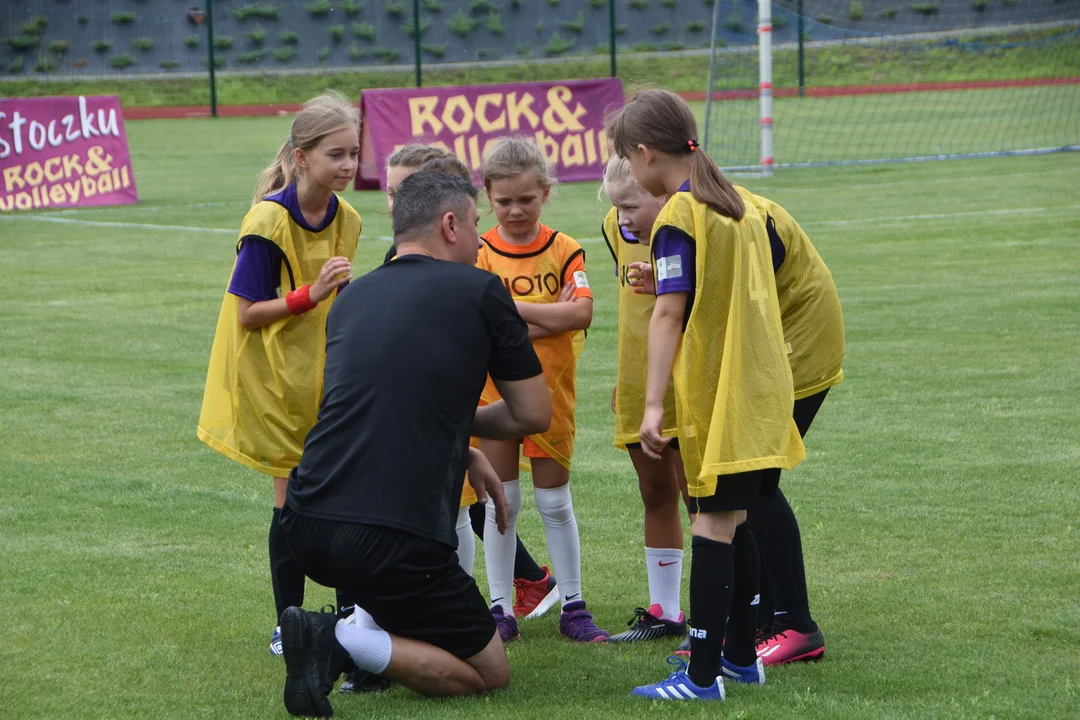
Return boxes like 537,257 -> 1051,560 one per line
285,284 -> 318,315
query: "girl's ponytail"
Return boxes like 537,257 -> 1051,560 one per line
688,143 -> 744,220
253,140 -> 296,205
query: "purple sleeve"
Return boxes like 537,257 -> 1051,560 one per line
227,237 -> 281,303
651,226 -> 696,295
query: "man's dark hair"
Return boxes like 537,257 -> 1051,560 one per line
392,171 -> 479,238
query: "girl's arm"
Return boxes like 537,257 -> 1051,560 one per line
515,297 -> 593,334
639,291 -> 687,459
237,256 -> 352,330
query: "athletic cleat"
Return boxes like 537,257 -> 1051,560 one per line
721,656 -> 766,685
491,605 -> 520,643
280,606 -> 346,718
608,604 -> 687,643
631,656 -> 725,701
270,626 -> 284,657
756,625 -> 825,666
558,600 -> 609,643
514,566 -> 560,619
338,669 -> 391,695
674,635 -> 691,656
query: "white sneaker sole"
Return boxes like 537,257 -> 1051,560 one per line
524,584 -> 560,620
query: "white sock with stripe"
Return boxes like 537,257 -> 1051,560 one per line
645,547 -> 684,620
484,479 -> 520,614
455,505 -> 475,576
534,484 -> 582,608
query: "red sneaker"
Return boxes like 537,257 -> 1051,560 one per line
755,625 -> 825,666
513,566 -> 559,619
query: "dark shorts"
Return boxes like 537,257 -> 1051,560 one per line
625,437 -> 680,451
688,467 -> 781,513
279,505 -> 496,660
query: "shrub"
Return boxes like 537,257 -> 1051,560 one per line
274,46 -> 296,62
352,22 -> 376,40
77,16 -> 89,25
651,23 -> 670,35
306,0 -> 333,17
184,35 -> 199,48
816,14 -> 833,24
879,7 -> 899,18
971,0 -> 989,10
279,30 -> 299,45
214,36 -> 235,50
663,41 -> 685,50
661,0 -> 677,7
234,3 -> 279,21
401,17 -> 432,38
487,11 -> 504,35
544,33 -> 575,56
385,1 -> 406,18
423,0 -> 443,11
317,46 -> 330,61
35,56 -> 56,73
246,25 -> 267,44
448,9 -> 477,36
630,42 -> 657,52
111,12 -> 136,25
910,2 -> 938,15
7,35 -> 40,52
348,43 -> 370,60
110,53 -> 136,68
237,50 -> 264,63
8,57 -> 24,73
159,59 -> 181,69
849,1 -> 864,20
340,0 -> 364,17
329,24 -> 345,41
374,45 -> 399,62
92,40 -> 112,53
133,37 -> 154,51
421,42 -> 445,57
48,40 -> 70,55
629,0 -> 648,9
24,16 -> 49,35
589,0 -> 606,7
560,11 -> 586,34
685,20 -> 705,32
470,0 -> 496,12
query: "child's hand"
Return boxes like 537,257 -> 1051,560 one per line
640,404 -> 673,460
627,262 -> 655,295
611,386 -> 616,413
559,281 -> 576,302
311,256 -> 352,303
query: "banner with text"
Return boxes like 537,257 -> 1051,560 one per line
357,78 -> 623,189
0,95 -> 138,213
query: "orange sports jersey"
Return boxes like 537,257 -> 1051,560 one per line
477,224 -> 591,470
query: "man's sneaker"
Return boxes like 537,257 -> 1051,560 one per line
338,669 -> 391,695
270,626 -> 284,657
631,657 -> 725,701
721,656 -> 766,685
280,606 -> 346,718
491,605 -> 520,643
608,604 -> 687,643
674,635 -> 691,656
558,600 -> 608,643
514,566 -> 560,619
756,624 -> 825,666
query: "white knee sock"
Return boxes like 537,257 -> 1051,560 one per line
534,484 -> 582,609
455,505 -> 475,576
335,621 -> 392,674
645,547 -> 684,620
484,479 -> 520,614
344,605 -> 382,631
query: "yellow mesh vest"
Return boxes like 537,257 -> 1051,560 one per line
197,197 -> 361,477
652,192 -> 804,495
602,207 -> 678,449
737,188 -> 845,400
477,224 -> 586,471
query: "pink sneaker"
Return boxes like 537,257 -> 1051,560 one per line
558,601 -> 609,643
755,625 -> 825,666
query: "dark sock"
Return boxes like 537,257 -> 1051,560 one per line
687,535 -> 734,688
335,589 -> 355,615
745,516 -> 775,631
470,502 -> 546,582
747,489 -> 815,632
723,524 -> 761,667
269,507 -> 305,624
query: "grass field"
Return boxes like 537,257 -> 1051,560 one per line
1,114 -> 1078,719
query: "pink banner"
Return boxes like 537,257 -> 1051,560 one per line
0,95 -> 138,213
358,78 -> 623,189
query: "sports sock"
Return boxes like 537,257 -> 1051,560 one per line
269,507 -> 305,623
345,605 -> 382,631
723,524 -> 761,667
747,489 -> 815,632
334,622 -> 392,674
645,547 -> 684,620
534,485 -> 582,608
335,590 -> 356,617
484,479 -> 521,614
455,506 -> 475,576
687,535 -> 734,689
469,502 -> 546,582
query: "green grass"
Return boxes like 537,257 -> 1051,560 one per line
0,27 -> 1075,107
0,115 -> 1079,719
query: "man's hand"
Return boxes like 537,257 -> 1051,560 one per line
468,447 -> 508,534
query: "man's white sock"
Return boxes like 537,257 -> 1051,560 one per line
645,547 -> 684,620
455,505 -> 475,576
534,484 -> 582,608
334,622 -> 392,674
484,479 -> 520,614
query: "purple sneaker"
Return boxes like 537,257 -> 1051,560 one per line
559,601 -> 609,643
491,605 -> 520,643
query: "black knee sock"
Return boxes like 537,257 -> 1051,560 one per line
687,535 -> 734,688
335,589 -> 355,615
723,524 -> 761,667
470,502 -> 546,582
269,507 -> 305,624
745,516 -> 776,631
747,489 -> 815,632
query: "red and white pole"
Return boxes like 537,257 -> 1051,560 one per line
758,0 -> 774,176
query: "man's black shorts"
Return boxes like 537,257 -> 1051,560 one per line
280,505 -> 496,660
688,467 -> 781,513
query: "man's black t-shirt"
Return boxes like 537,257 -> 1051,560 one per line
286,254 -> 542,548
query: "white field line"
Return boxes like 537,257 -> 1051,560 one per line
4,204 -> 1078,240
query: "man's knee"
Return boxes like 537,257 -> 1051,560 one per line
468,632 -> 510,692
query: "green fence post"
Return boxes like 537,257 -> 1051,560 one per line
412,0 -> 422,88
797,0 -> 805,97
608,0 -> 617,78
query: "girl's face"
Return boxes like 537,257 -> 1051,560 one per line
297,126 -> 360,193
486,170 -> 549,241
625,146 -> 667,198
606,180 -> 666,244
385,164 -> 418,213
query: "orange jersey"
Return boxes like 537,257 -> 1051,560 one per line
477,224 -> 591,470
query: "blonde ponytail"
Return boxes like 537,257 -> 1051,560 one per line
252,89 -> 361,206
